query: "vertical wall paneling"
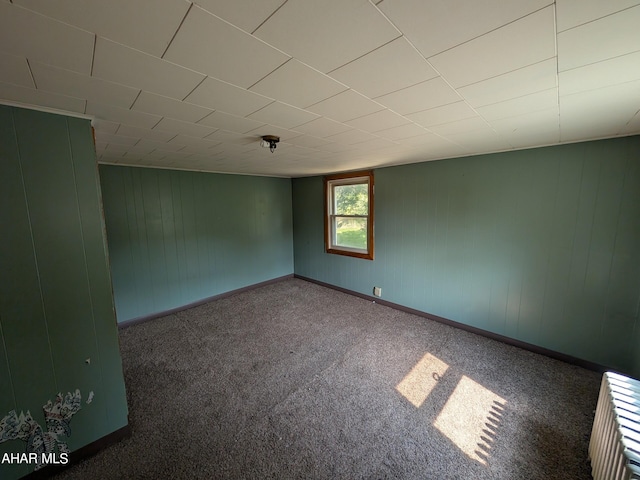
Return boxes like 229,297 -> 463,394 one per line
0,107 -> 57,420
0,319 -> 14,410
0,106 -> 128,480
67,117 -> 128,433
292,136 -> 640,376
100,165 -> 294,323
12,110 -> 101,438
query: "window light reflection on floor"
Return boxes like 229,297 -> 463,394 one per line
433,375 -> 506,465
395,353 -> 449,408
396,353 -> 506,466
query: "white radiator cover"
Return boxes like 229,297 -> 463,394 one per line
590,372 -> 640,480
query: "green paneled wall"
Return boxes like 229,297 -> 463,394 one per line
99,165 -> 294,323
0,106 -> 128,480
293,136 -> 640,376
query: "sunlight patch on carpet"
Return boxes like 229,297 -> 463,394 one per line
434,375 -> 506,465
396,353 -> 449,408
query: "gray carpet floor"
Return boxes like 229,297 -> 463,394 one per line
55,278 -> 601,479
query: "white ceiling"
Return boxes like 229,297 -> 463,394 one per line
1,0 -> 639,177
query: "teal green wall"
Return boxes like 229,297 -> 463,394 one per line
292,136 -> 640,376
99,165 -> 294,323
0,106 -> 128,480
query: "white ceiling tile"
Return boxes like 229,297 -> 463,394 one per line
443,129 -> 513,153
560,116 -> 626,143
345,108 -> 411,132
93,37 -> 205,100
375,122 -> 429,140
247,101 -> 318,129
315,141 -> 360,153
477,88 -> 558,121
429,116 -> 491,136
560,81 -> 640,120
183,77 -> 273,116
87,101 -> 162,129
119,152 -> 147,163
173,144 -> 221,155
30,62 -> 139,109
375,77 -> 461,115
0,3 -> 94,74
559,80 -> 640,141
0,53 -> 34,88
458,58 -> 557,107
167,134 -> 222,149
95,132 -> 139,146
163,5 -> 289,88
293,117 -> 353,138
143,152 -> 175,163
206,130 -> 261,146
123,142 -> 168,156
14,0 -> 190,57
307,90 -> 384,122
0,81 -> 85,113
559,51 -> 640,96
244,124 -> 303,142
0,0 -> 637,177
116,124 -> 176,142
325,129 -> 380,145
408,102 -> 478,128
132,91 -> 212,123
284,134 -> 334,149
506,130 -> 561,149
490,106 -> 559,133
275,144 -> 319,158
556,0 -> 640,32
193,0 -> 285,33
104,144 -> 128,155
135,138 -> 186,153
393,132 -> 450,148
249,59 -> 347,108
92,118 -> 120,134
198,110 -> 265,134
347,136 -> 398,152
490,107 -> 560,147
153,117 -> 217,138
329,37 -> 438,98
622,110 -> 640,135
429,6 -> 556,88
379,0 -> 551,58
558,6 -> 640,71
254,0 -> 400,73
155,151 -> 193,161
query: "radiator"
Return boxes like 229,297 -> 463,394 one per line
589,372 -> 640,480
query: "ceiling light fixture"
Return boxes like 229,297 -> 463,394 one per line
260,135 -> 280,153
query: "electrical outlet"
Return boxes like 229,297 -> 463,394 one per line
373,286 -> 382,297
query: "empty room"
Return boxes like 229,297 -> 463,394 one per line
1,1 -> 639,479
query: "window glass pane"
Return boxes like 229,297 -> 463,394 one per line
334,183 -> 368,215
335,217 -> 367,249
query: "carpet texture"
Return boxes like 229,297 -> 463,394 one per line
55,278 -> 601,479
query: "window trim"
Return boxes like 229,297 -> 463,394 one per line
324,170 -> 374,260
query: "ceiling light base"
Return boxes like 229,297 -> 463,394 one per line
261,135 -> 280,153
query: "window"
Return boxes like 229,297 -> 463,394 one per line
324,170 -> 374,260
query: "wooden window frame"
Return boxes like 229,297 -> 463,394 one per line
324,170 -> 374,260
